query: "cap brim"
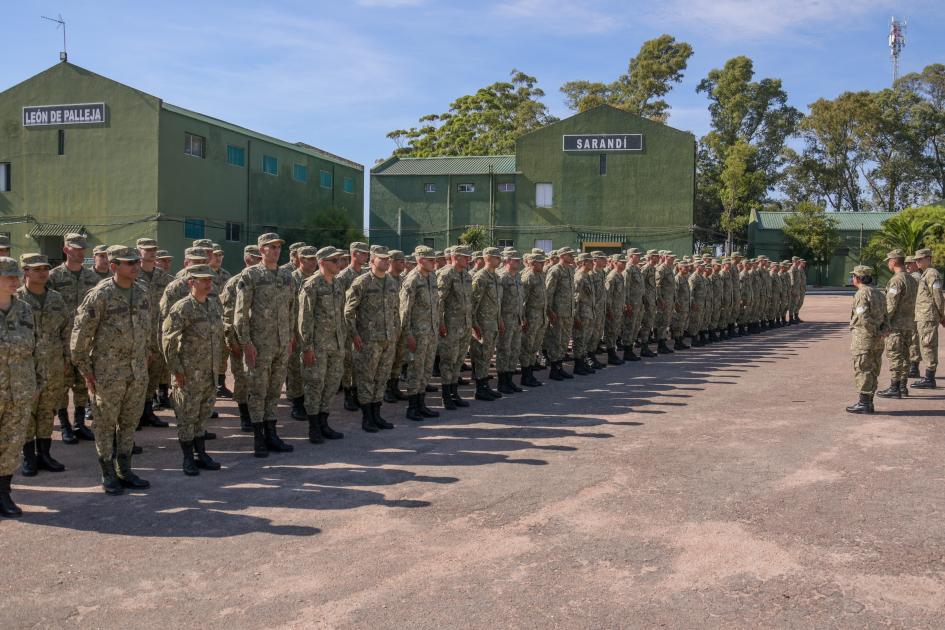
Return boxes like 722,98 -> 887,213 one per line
260,239 -> 285,246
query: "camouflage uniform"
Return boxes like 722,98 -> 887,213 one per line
572,264 -> 596,360
640,258 -> 658,345
497,264 -> 524,374
437,261 -> 473,387
471,266 -> 502,379
336,252 -> 369,392
221,273 -> 248,404
399,266 -> 440,396
909,269 -> 923,367
849,279 -> 888,396
17,285 -> 69,441
286,265 -> 315,402
299,270 -> 346,415
621,259 -> 644,348
914,263 -> 944,373
138,265 -> 174,396
47,262 -> 100,410
544,258 -> 574,363
344,269 -> 401,405
687,269 -> 706,338
213,265 -> 233,381
603,264 -> 626,351
519,262 -> 547,369
0,295 -> 38,476
882,266 -> 918,387
655,261 -> 675,341
591,260 -> 607,350
671,269 -> 690,340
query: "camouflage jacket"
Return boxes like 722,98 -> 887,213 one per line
138,266 -> 174,317
688,272 -> 706,312
162,295 -> 223,378
521,268 -> 547,326
437,265 -> 472,335
344,271 -> 400,342
604,269 -> 625,319
850,285 -> 888,351
885,270 -> 918,331
47,263 -> 101,315
641,263 -> 657,308
472,268 -> 502,332
234,264 -> 297,350
674,272 -> 691,313
545,263 -> 574,318
573,269 -> 596,322
0,295 -> 38,404
655,264 -> 675,306
623,265 -> 644,307
498,269 -> 524,325
299,272 -> 347,353
915,267 -> 944,322
400,268 -> 440,338
16,287 -> 70,371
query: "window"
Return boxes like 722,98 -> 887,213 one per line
343,177 -> 355,194
0,163 -> 9,192
599,153 -> 607,176
536,182 -> 553,208
497,239 -> 514,248
424,183 -> 436,193
319,170 -> 333,188
184,218 -> 205,239
184,133 -> 206,158
225,222 -> 242,242
457,183 -> 475,193
498,182 -> 515,193
226,145 -> 245,167
534,239 -> 552,253
57,130 -> 65,156
423,238 -> 435,248
262,155 -> 278,175
293,164 -> 308,183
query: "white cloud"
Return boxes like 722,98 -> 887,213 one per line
493,0 -> 620,34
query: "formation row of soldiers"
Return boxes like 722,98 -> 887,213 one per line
0,232 -> 809,515
845,248 -> 943,414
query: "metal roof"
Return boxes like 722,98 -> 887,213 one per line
373,155 -> 517,176
29,223 -> 85,238
753,211 -> 899,231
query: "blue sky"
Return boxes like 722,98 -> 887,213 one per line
3,0 -> 942,186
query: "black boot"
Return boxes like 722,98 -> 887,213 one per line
158,384 -> 173,409
549,362 -> 565,381
867,395 -> 875,413
485,377 -> 502,398
573,356 -> 591,375
475,378 -> 497,400
216,374 -> 233,398
657,339 -> 673,354
36,438 -> 65,472
361,404 -> 379,433
431,355 -> 441,377
899,379 -> 909,397
0,475 -> 22,517
876,380 -> 902,399
97,458 -> 123,495
20,440 -> 38,477
372,402 -> 394,429
179,440 -> 199,476
418,393 -> 440,417
522,366 -> 542,387
845,393 -> 872,414
383,378 -> 398,403
559,360 -> 574,379
639,343 -> 657,358
306,413 -> 325,443
264,421 -> 294,452
250,423 -> 268,457
498,373 -> 516,394
140,399 -> 169,428
194,436 -> 221,470
607,348 -> 624,365
319,413 -> 343,439
908,362 -> 920,378
911,369 -> 937,389
406,394 -> 424,421
74,406 -> 94,441
58,408 -> 77,444
622,346 -> 640,362
238,403 -> 253,432
590,352 -> 606,369
115,454 -> 150,489
343,387 -> 359,411
451,383 -> 470,407
290,397 -> 307,420
442,385 -> 458,410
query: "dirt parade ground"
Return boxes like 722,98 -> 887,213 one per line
1,294 -> 943,629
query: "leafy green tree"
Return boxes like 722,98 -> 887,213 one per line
560,35 -> 694,122
282,208 -> 366,250
718,140 -> 765,252
386,71 -> 556,157
864,207 -> 945,269
898,64 -> 945,199
457,225 -> 489,250
782,202 -> 842,265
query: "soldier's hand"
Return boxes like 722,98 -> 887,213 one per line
472,326 -> 482,341
302,350 -> 316,367
407,336 -> 417,353
353,336 -> 363,352
174,372 -> 186,388
439,324 -> 447,338
547,311 -> 557,323
84,373 -> 97,396
522,321 -> 529,332
244,343 -> 258,369
229,342 -> 242,357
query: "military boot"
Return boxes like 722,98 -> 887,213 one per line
507,372 -> 524,392
607,348 -> 624,365
361,404 -> 378,433
157,384 -> 173,409
372,403 -> 395,429
911,369 -> 937,389
383,378 -> 399,403
264,421 -> 294,452
451,383 -> 470,407
418,394 -> 440,418
406,394 -> 424,421
867,395 -> 875,413
573,357 -> 591,375
36,438 -> 65,473
319,413 -> 343,439
343,387 -> 359,411
876,380 -> 902,399
548,362 -> 565,381
622,346 -> 640,362
20,441 -> 38,477
115,454 -> 151,489
908,362 -> 920,378
0,476 -> 22,517
58,408 -> 77,444
238,403 -> 253,432
899,379 -> 909,397
431,355 -> 441,377
179,440 -> 199,476
639,343 -> 657,358
522,366 -> 543,387
216,374 -> 234,398
253,423 -> 269,457
559,361 -> 574,379
845,393 -> 872,414
657,339 -> 674,354
498,373 -> 516,394
442,385 -> 458,410
140,399 -> 169,428
475,378 -> 497,400
194,436 -> 221,470
290,397 -> 307,420
73,406 -> 95,441
590,353 -> 606,369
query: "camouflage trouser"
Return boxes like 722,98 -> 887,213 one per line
853,348 -> 883,395
147,353 -> 167,396
687,306 -> 703,337
285,345 -> 304,400
520,317 -> 546,368
655,302 -> 673,340
91,373 -> 148,459
572,318 -> 594,358
230,350 -> 247,404
885,330 -> 912,381
639,302 -> 655,344
593,309 -> 606,350
603,311 -> 621,350
62,360 -> 89,409
0,397 -> 30,476
389,332 -> 406,380
621,302 -> 643,347
245,345 -> 289,424
218,333 -> 228,377
671,310 -> 689,339
471,329 -> 499,380
496,321 -> 522,373
438,329 -> 470,386
909,323 -> 921,364
342,347 -> 353,388
916,321 -> 940,371
28,357 -> 64,441
354,339 -> 395,405
172,368 -> 215,441
547,314 -> 573,363
405,333 -> 437,395
303,347 -> 343,415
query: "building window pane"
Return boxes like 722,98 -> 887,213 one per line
0,163 -> 10,192
262,155 -> 278,175
225,222 -> 242,242
424,183 -> 436,193
497,239 -> 514,247
226,145 -> 245,167
423,238 -> 435,248
58,130 -> 65,156
536,183 -> 553,208
599,153 -> 607,176
343,177 -> 355,194
534,239 -> 552,252
457,183 -> 475,193
293,164 -> 308,183
319,170 -> 333,188
184,218 -> 205,239
498,182 -> 515,192
184,133 -> 206,158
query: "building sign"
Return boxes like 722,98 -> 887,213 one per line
563,133 -> 643,152
22,103 -> 106,127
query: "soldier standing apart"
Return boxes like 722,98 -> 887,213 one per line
17,254 -> 69,476
288,246 -> 320,420
471,248 -> 504,400
877,250 -> 918,400
234,233 -> 295,458
71,246 -> 155,494
519,252 -> 548,386
221,245 -> 261,432
344,246 -> 399,432
911,248 -> 944,389
604,254 -> 627,365
298,247 -> 346,443
846,265 -> 889,414
572,253 -> 597,375
545,247 -> 575,380
437,246 -> 474,410
337,242 -> 370,412
496,250 -> 524,394
47,233 -> 99,443
0,258 -> 39,517
399,246 -> 440,420
905,256 -> 922,377
162,264 -> 223,476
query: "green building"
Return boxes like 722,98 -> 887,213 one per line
748,210 -> 898,286
0,61 -> 363,271
370,106 -> 695,254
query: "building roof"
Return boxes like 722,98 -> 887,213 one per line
752,210 -> 899,231
372,155 -> 517,176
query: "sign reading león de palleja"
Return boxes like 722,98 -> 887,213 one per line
563,134 -> 643,152
22,103 -> 106,127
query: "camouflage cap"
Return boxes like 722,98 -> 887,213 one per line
645,249 -> 658,256
658,249 -> 669,256
297,246 -> 319,258
92,244 -> 109,255
531,247 -> 545,255
0,234 -> 9,248
452,245 -> 473,257
288,242 -> 307,252
243,245 -> 261,257
257,232 -> 283,247
482,247 -> 502,257
371,245 -> 391,259
443,246 -> 454,255
106,245 -> 140,262
609,253 -> 626,262
63,232 -> 87,249
884,249 -> 907,261
315,246 -> 342,261
530,253 -> 547,263
389,249 -> 405,261
405,254 -> 416,263
435,250 -> 446,258
852,264 -> 873,276
136,238 -> 158,250
186,263 -> 215,279
0,257 -> 21,277
349,241 -> 370,254
914,248 -> 932,259
414,245 -> 435,258
504,249 -> 522,260
626,247 -> 642,256
192,239 -> 213,248
184,247 -> 210,261
791,256 -> 800,261
732,251 -> 744,258
156,249 -> 173,259
781,260 -> 791,265
557,246 -> 575,256
472,250 -> 482,258
576,252 -> 593,262
212,242 -> 224,254
904,255 -> 915,264
665,251 -> 677,258
20,253 -> 49,269
591,251 -> 607,259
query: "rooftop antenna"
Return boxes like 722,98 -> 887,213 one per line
889,16 -> 906,84
41,14 -> 67,62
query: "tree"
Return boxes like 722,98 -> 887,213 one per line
782,202 -> 842,265
386,71 -> 556,157
282,208 -> 366,250
898,64 -> 945,199
457,225 -> 488,250
863,208 -> 944,269
718,140 -> 765,253
561,35 -> 694,122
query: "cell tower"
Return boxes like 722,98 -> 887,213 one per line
889,16 -> 906,83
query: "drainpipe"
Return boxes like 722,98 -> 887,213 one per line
446,174 -> 452,249
489,166 -> 495,245
246,140 -> 252,245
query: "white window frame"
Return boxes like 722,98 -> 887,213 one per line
184,133 -> 206,159
424,183 -> 436,193
457,183 -> 475,193
536,182 -> 553,208
0,163 -> 10,192
534,239 -> 552,253
498,182 -> 516,192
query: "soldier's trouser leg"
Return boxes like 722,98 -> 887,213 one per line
303,348 -> 344,416
604,314 -> 621,351
909,324 -> 921,364
520,318 -> 545,368
91,375 -> 148,459
572,321 -> 588,359
671,313 -> 688,340
885,331 -> 910,382
917,321 -> 940,371
285,343 -> 304,400
471,330 -> 499,380
218,333 -> 228,379
853,349 -> 883,395
230,351 -> 248,404
342,348 -> 353,388
639,308 -> 655,344
355,340 -> 395,405
173,371 -> 216,441
389,333 -> 407,380
623,305 -> 643,345
406,334 -> 437,396
496,322 -> 521,374
147,354 -> 166,398
439,332 -> 466,386
0,397 -> 31,476
594,312 -> 606,348
246,347 -> 289,424
29,358 -> 64,441
63,361 -> 89,409
551,315 -> 574,362
658,308 -> 673,340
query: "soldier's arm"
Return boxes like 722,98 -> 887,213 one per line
399,278 -> 416,337
69,290 -> 104,378
343,280 -> 363,341
471,274 -> 485,328
59,299 -> 73,365
161,305 -> 186,376
233,274 -> 254,346
298,284 -> 316,354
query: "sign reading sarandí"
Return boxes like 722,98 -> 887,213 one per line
22,103 -> 106,127
563,134 -> 643,152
